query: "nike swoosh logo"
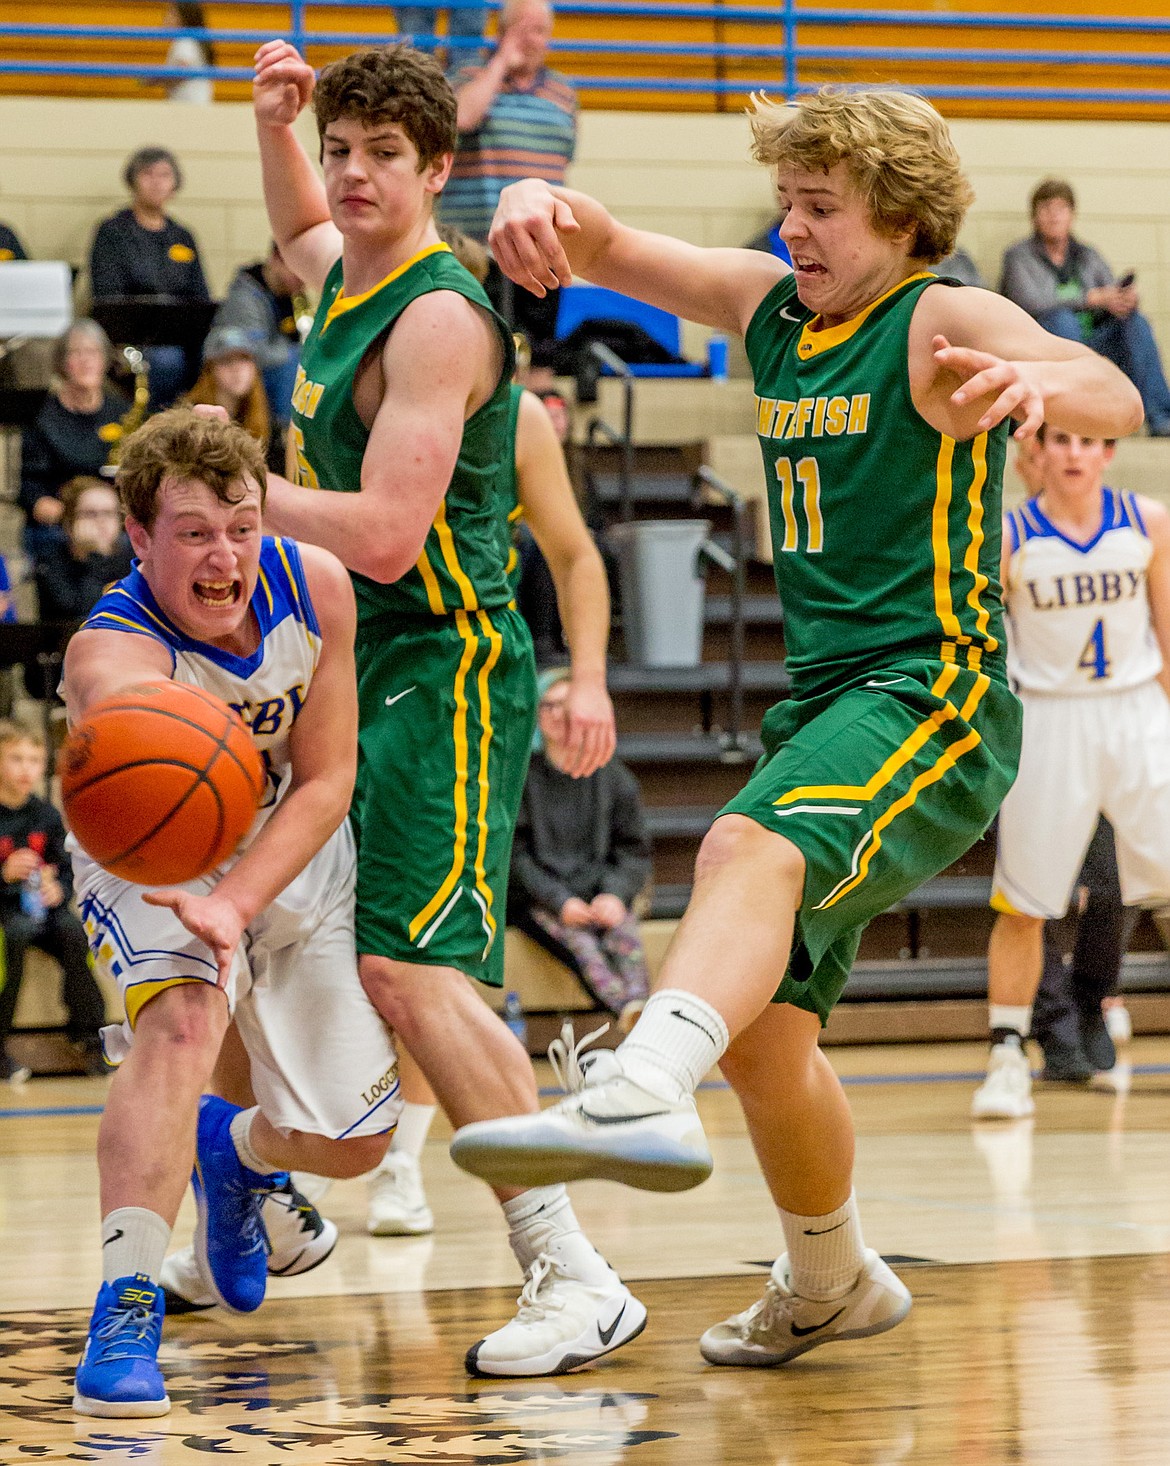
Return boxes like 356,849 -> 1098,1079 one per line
865,677 -> 908,688
790,1306 -> 846,1337
779,305 -> 804,323
804,1219 -> 849,1237
385,686 -> 417,708
102,1229 -> 125,1246
578,1107 -> 673,1126
597,1302 -> 626,1346
670,1008 -> 721,1044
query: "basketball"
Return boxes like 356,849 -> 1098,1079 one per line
60,681 -> 266,886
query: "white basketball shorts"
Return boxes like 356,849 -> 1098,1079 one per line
992,680 -> 1170,919
75,820 -> 401,1140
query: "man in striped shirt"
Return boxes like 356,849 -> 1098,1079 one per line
443,0 -> 576,352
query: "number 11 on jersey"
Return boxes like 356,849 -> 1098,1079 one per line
775,457 -> 824,554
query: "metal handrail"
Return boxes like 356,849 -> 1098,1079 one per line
695,465 -> 748,753
587,342 -> 635,525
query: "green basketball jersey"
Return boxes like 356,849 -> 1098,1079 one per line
291,242 -> 516,625
745,272 -> 1008,691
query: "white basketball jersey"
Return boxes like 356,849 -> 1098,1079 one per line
1003,489 -> 1160,695
81,536 -> 323,838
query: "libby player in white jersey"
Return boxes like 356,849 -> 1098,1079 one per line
67,411 -> 399,1419
973,424 -> 1170,1119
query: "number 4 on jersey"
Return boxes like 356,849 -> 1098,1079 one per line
1078,617 -> 1111,680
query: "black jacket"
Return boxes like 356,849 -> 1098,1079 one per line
90,208 -> 209,300
0,794 -> 73,922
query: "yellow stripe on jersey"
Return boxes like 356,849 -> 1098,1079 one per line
257,565 -> 275,615
408,609 -> 477,941
815,672 -> 991,911
471,609 -> 504,949
415,543 -> 447,615
962,433 -> 999,654
102,587 -> 176,641
319,242 -> 452,335
123,976 -> 207,1029
274,538 -> 300,613
932,437 -> 963,644
434,501 -> 479,612
774,663 -> 961,808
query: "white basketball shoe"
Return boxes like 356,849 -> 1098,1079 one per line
450,1024 -> 713,1193
161,1177 -> 339,1312
699,1250 -> 911,1367
466,1230 -> 647,1377
971,1037 -> 1035,1120
367,1152 -> 435,1236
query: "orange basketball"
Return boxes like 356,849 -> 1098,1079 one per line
60,681 -> 266,886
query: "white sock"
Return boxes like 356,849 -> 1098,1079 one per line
616,989 -> 729,1102
502,1185 -> 576,1272
101,1207 -> 171,1286
989,1005 -> 1032,1041
230,1106 -> 277,1177
387,1102 -> 436,1162
778,1191 -> 867,1302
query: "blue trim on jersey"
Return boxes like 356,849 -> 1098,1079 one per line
82,538 -> 317,676
1005,510 -> 1022,555
1023,490 -> 1123,555
1126,490 -> 1149,538
81,890 -> 218,980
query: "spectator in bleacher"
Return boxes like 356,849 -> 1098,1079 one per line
396,3 -> 485,62
32,477 -> 132,625
0,720 -> 106,1081
163,3 -> 214,104
443,0 -> 576,360
1000,179 -> 1170,436
212,242 -> 305,434
182,325 -> 274,464
19,320 -> 127,568
89,146 -> 211,408
509,668 -> 652,1029
0,223 -> 26,262
935,245 -> 983,287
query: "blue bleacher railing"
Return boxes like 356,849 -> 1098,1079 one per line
0,5 -> 1169,108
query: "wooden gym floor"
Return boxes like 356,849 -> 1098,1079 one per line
3,1038 -> 1170,1465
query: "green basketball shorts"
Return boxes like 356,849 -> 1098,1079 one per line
352,606 -> 536,986
721,654 -> 1022,1023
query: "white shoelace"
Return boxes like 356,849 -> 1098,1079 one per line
546,1021 -> 612,1095
515,1252 -> 571,1320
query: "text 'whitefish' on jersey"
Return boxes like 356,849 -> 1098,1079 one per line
754,394 -> 872,440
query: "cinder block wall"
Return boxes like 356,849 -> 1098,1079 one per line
0,97 -> 1166,339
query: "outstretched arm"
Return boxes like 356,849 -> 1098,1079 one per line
489,180 -> 787,336
253,39 -> 342,295
910,283 -> 1144,443
514,389 -> 615,776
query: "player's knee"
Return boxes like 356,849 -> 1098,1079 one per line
359,956 -> 444,1033
313,1131 -> 390,1178
695,814 -> 805,891
136,981 -> 228,1057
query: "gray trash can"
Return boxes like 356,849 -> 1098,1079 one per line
610,518 -> 711,667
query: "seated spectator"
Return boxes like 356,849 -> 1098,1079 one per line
33,477 -> 132,624
509,668 -> 652,1027
163,2 -> 214,104
0,222 -> 27,261
212,241 -> 304,431
19,320 -> 127,566
0,720 -> 107,1081
935,245 -> 983,288
184,326 -> 274,462
1000,179 -> 1170,435
89,146 -> 211,408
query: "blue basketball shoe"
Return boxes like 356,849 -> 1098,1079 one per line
73,1274 -> 169,1417
192,1094 -> 286,1314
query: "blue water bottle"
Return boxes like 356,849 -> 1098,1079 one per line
20,867 -> 45,923
707,334 -> 729,381
503,990 -> 528,1051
